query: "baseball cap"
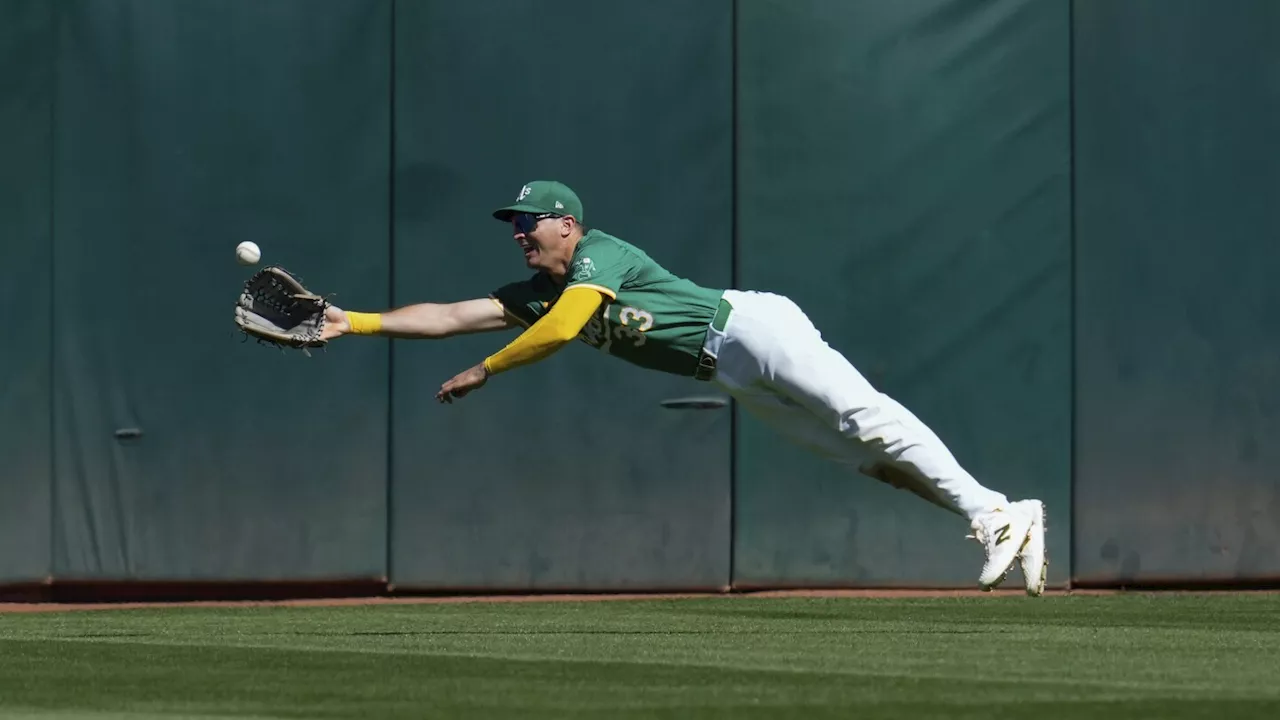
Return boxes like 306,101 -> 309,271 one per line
492,180 -> 584,223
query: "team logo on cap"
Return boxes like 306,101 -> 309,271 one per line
517,185 -> 532,201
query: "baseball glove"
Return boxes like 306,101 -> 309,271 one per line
234,265 -> 329,353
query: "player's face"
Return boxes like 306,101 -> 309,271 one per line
511,212 -> 563,270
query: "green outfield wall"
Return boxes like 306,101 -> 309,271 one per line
387,0 -> 735,591
733,0 -> 1071,588
0,0 -> 54,586
0,0 -> 1275,595
21,0 -> 393,584
1071,0 -> 1280,585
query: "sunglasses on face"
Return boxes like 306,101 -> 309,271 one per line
512,212 -> 560,235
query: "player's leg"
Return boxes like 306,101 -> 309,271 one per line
715,290 -> 1006,519
723,380 -> 960,515
725,378 -> 1045,593
713,289 -> 1046,593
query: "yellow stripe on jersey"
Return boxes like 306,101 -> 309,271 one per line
564,282 -> 617,300
483,286 -> 603,375
489,296 -> 531,328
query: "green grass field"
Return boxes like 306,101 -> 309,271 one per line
1,593 -> 1278,719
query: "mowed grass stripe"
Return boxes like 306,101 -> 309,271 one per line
5,612 -> 1278,695
2,637 -> 1276,720
1,595 -> 1277,719
5,598 -> 1277,694
7,593 -> 1279,631
0,710 -> 292,720
0,635 -> 1259,698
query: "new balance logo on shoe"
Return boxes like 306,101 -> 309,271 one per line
994,524 -> 1012,546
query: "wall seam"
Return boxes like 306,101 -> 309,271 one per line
1066,0 -> 1078,589
385,0 -> 397,591
47,0 -> 60,585
727,0 -> 739,592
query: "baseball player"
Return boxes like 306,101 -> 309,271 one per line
320,180 -> 1048,595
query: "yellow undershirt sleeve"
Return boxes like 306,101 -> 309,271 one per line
483,287 -> 603,375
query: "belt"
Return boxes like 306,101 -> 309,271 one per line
693,297 -> 733,381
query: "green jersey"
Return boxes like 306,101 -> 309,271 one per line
491,229 -> 725,377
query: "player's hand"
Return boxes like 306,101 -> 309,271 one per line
320,305 -> 351,341
436,363 -> 489,403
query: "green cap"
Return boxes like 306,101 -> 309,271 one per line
492,180 -> 584,223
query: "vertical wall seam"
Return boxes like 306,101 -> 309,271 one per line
385,0 -> 397,590
727,0 -> 739,592
1066,0 -> 1078,588
47,0 -> 59,584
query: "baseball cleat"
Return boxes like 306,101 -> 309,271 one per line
1014,499 -> 1047,597
967,504 -> 1035,591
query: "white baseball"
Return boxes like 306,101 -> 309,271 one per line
235,241 -> 261,265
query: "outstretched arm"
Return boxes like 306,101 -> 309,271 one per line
321,298 -> 512,341
435,287 -> 604,403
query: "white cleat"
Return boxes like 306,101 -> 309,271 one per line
967,504 -> 1036,591
1014,499 -> 1047,597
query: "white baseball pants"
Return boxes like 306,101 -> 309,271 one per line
703,289 -> 1010,522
